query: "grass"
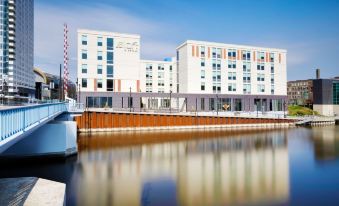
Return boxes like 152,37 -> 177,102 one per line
288,105 -> 318,116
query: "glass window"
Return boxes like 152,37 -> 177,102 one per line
201,82 -> 205,91
201,70 -> 205,79
228,60 -> 236,69
107,79 -> 113,91
97,37 -> 103,46
200,46 -> 205,57
228,83 -> 236,92
107,65 -> 113,78
97,51 -> 103,60
81,35 -> 87,45
107,38 -> 114,50
81,64 -> 87,74
97,79 -> 103,88
201,58 -> 205,67
97,65 -> 102,74
107,52 -> 113,64
82,50 -> 87,59
82,78 -> 87,88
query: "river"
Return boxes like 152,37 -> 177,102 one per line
1,126 -> 339,206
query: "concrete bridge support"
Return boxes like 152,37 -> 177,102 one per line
1,120 -> 77,159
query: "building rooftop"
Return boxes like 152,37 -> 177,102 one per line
176,40 -> 287,53
77,29 -> 140,39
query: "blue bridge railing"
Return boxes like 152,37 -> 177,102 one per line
0,103 -> 67,143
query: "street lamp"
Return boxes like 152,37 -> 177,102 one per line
216,94 -> 219,116
129,87 -> 132,112
169,90 -> 172,113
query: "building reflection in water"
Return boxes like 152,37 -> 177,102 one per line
76,129 -> 290,206
312,126 -> 339,161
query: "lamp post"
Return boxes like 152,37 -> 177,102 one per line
216,94 -> 219,116
256,96 -> 259,118
169,90 -> 172,113
129,87 -> 132,112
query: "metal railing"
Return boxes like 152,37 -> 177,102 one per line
0,103 -> 67,142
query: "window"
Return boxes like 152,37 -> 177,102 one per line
228,49 -> 236,58
270,53 -> 274,62
158,80 -> 165,87
217,48 -> 222,59
212,83 -> 221,93
158,72 -> 164,79
200,46 -> 205,57
271,74 -> 274,83
201,58 -> 205,67
97,51 -> 103,60
97,65 -> 102,74
158,64 -> 164,70
97,79 -> 103,88
257,52 -> 265,61
228,72 -> 236,80
257,84 -> 265,93
212,48 -> 216,58
257,63 -> 265,70
107,52 -> 113,64
107,38 -> 114,50
228,83 -> 236,91
216,60 -> 221,70
81,35 -> 87,45
242,51 -> 251,61
201,70 -> 205,79
243,84 -> 251,94
107,79 -> 113,91
82,78 -> 87,88
271,85 -> 275,94
228,60 -> 236,69
243,62 -> 251,72
257,73 -> 265,81
97,37 -> 103,46
271,65 -> 274,73
82,50 -> 87,59
201,82 -> 205,91
170,65 -> 173,71
201,98 -> 205,110
81,64 -> 87,74
243,73 -> 251,82
107,65 -> 113,78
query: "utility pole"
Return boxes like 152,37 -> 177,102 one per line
216,94 -> 219,116
169,90 -> 172,113
129,87 -> 132,112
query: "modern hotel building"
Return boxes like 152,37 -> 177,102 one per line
77,29 -> 287,112
0,0 -> 35,98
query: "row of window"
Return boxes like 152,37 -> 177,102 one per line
200,59 -> 275,72
81,64 -> 114,77
196,46 -> 276,62
200,83 -> 275,94
81,35 -> 114,50
81,50 -> 114,64
200,70 -> 274,82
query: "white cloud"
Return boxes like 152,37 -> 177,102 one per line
34,3 -> 179,81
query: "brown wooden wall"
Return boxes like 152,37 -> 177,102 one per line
75,112 -> 295,129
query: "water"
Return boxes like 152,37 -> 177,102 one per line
1,126 -> 339,206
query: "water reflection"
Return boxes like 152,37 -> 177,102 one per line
312,126 -> 339,161
76,130 -> 290,206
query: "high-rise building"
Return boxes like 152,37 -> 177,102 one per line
0,0 -> 35,98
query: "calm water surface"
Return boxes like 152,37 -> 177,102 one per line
1,126 -> 339,206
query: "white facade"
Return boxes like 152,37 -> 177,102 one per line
177,40 -> 287,96
77,30 -> 141,93
140,58 -> 177,93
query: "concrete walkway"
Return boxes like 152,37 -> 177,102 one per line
0,177 -> 65,206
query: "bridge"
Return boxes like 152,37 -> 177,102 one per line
0,102 -> 84,158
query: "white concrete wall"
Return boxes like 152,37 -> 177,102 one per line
77,29 -> 141,93
140,59 -> 177,93
313,104 -> 334,116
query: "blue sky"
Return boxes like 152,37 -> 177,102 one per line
35,0 -> 339,81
